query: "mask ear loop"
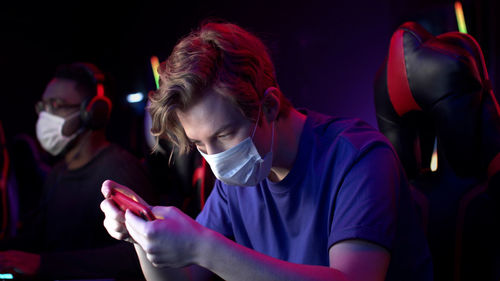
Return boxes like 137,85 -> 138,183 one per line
269,121 -> 275,153
251,87 -> 276,138
251,105 -> 262,139
251,87 -> 277,149
264,87 -> 277,153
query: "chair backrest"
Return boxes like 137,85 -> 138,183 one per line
374,21 -> 500,180
374,21 -> 500,281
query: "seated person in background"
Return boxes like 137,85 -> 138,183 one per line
100,22 -> 433,281
0,62 -> 154,280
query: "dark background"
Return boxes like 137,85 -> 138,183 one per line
1,0 -> 498,158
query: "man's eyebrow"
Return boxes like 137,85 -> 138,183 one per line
187,122 -> 238,143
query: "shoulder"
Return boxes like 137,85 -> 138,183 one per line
96,144 -> 154,199
95,144 -> 143,166
304,109 -> 396,157
300,110 -> 401,182
89,144 -> 149,182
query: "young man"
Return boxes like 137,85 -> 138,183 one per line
0,63 -> 154,280
100,22 -> 433,281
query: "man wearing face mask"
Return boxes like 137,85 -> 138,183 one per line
100,22 -> 433,281
0,63 -> 154,280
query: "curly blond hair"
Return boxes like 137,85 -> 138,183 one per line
148,21 -> 291,154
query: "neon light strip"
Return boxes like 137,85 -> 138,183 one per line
97,84 -> 105,97
150,56 -> 160,89
455,1 -> 468,34
0,273 -> 14,279
430,137 -> 438,172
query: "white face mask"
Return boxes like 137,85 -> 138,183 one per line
36,111 -> 81,156
198,108 -> 274,186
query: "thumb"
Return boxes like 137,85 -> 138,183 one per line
102,180 -> 149,206
151,206 -> 181,220
101,180 -> 115,198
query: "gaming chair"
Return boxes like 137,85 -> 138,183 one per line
374,22 -> 500,281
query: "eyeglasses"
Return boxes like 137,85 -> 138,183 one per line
35,99 -> 81,114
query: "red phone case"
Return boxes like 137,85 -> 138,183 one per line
109,188 -> 155,221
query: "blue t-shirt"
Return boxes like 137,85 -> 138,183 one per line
196,110 -> 433,280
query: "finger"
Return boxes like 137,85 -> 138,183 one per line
100,199 -> 125,222
151,261 -> 168,268
151,206 -> 171,220
104,180 -> 150,207
106,228 -> 129,241
151,205 -> 184,220
147,253 -> 168,267
103,216 -> 134,242
125,210 -> 150,247
103,217 -> 127,235
104,227 -> 129,241
102,180 -> 134,197
101,179 -> 116,198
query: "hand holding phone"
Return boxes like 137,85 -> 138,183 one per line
109,188 -> 155,221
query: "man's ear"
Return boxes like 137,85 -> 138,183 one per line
62,113 -> 83,136
262,87 -> 281,123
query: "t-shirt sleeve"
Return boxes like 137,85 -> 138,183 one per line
195,180 -> 234,238
328,143 -> 401,251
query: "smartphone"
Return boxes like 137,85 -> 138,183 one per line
109,188 -> 155,221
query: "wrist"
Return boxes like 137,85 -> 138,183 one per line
193,226 -> 222,268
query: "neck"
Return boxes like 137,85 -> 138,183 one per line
268,108 -> 306,182
64,130 -> 109,170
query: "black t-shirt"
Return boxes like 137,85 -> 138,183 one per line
20,144 -> 154,280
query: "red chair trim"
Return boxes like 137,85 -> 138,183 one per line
387,29 -> 422,116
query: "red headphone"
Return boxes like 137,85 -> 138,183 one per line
78,63 -> 113,130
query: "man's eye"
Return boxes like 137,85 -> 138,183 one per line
191,141 -> 204,148
194,143 -> 207,154
51,100 -> 62,109
218,131 -> 233,138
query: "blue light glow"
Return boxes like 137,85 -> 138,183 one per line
127,92 -> 144,103
0,273 -> 13,279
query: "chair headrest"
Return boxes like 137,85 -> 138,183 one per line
374,21 -> 500,179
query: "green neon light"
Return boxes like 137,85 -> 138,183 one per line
455,1 -> 468,34
150,56 -> 160,89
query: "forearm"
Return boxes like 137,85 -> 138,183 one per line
134,244 -> 212,281
195,230 -> 347,281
